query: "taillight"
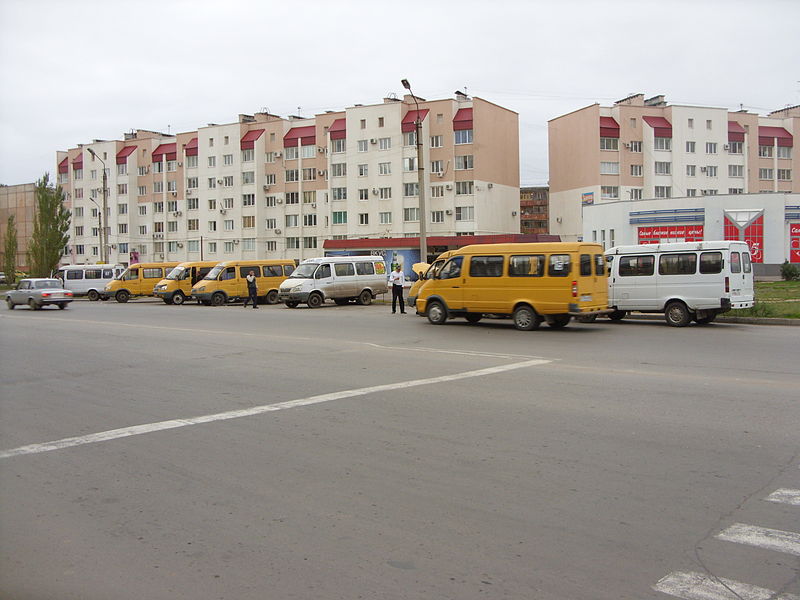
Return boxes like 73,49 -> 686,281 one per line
725,276 -> 730,293
571,281 -> 577,297
65,291 -> 73,297
41,292 -> 50,298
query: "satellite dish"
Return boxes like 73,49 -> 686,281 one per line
387,92 -> 397,100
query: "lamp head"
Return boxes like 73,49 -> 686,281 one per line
401,79 -> 411,91
87,148 -> 96,158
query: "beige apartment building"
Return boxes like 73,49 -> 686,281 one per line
519,186 -> 549,234
0,183 -> 37,273
56,93 -> 520,266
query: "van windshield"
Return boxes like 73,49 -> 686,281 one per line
288,264 -> 317,279
426,260 -> 446,279
166,266 -> 187,280
205,265 -> 225,280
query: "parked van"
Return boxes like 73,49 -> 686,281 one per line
102,262 -> 179,303
278,256 -> 388,308
154,261 -> 219,305
604,241 -> 755,326
407,251 -> 456,308
56,264 -> 125,301
191,259 -> 295,306
415,242 -> 609,330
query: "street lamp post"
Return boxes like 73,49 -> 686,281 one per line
401,78 -> 427,263
87,148 -> 109,263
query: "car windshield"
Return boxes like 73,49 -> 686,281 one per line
167,266 -> 187,280
204,265 -> 225,280
426,260 -> 446,279
34,280 -> 62,289
288,264 -> 317,279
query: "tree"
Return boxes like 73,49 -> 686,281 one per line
3,214 -> 18,284
27,173 -> 70,277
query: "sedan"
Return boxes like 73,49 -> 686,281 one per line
6,278 -> 73,310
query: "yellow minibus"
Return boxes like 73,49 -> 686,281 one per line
415,242 -> 609,330
102,262 -> 180,303
407,250 -> 456,308
191,259 -> 296,306
154,261 -> 219,305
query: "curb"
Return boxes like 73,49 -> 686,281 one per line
624,314 -> 799,326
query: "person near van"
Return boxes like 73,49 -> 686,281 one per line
388,265 -> 406,314
243,270 -> 258,309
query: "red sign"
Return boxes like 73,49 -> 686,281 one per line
790,223 -> 800,263
638,226 -> 704,243
791,224 -> 800,236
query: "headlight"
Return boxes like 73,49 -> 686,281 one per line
195,286 -> 205,292
291,285 -> 303,293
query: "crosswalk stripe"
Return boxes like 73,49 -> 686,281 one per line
765,488 -> 800,506
653,571 -> 800,600
717,523 -> 800,556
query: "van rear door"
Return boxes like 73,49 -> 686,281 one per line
728,246 -> 755,306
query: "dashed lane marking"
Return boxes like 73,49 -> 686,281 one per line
716,523 -> 800,557
654,571 -> 800,600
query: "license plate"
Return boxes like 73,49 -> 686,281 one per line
580,294 -> 592,302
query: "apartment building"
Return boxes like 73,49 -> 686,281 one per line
519,186 -> 549,234
56,93 -> 520,266
0,183 -> 37,272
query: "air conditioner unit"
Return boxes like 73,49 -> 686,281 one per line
174,211 -> 182,217
623,143 -> 631,149
370,138 -> 378,144
171,191 -> 177,196
111,244 -> 117,249
276,198 -> 283,204
723,144 -> 730,150
700,167 -> 707,172
275,151 -> 282,158
219,209 -> 227,214
372,188 -> 379,195
445,209 -> 453,215
234,239 -> 239,244
177,162 -> 182,167
436,172 -> 444,178
217,178 -> 223,184
317,169 -> 326,176
263,185 -> 270,191
318,147 -> 325,153
311,203 -> 316,209
445,184 -> 453,190
159,253 -> 164,258
177,242 -> 183,248
511,211 -> 517,216
274,228 -> 282,234
154,233 -> 164,239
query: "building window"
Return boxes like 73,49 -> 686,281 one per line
331,139 -> 346,153
223,197 -> 234,209
207,241 -> 217,253
303,191 -> 316,204
378,137 -> 391,150
285,147 -> 298,160
759,168 -> 773,180
403,207 -> 419,222
758,145 -> 773,158
332,187 -> 347,201
242,194 -> 255,206
378,117 -> 385,127
728,142 -> 743,154
630,164 -> 642,177
207,178 -> 217,189
302,168 -> 316,181
265,196 -> 277,207
208,221 -> 217,231
778,169 -> 792,181
630,188 -> 643,200
430,160 -> 443,174
187,219 -> 199,231
167,221 -> 178,232
455,155 -> 474,170
706,119 -> 712,130
379,212 -> 392,224
224,241 -> 235,253
118,203 -> 128,214
332,211 -> 347,225
186,156 -> 198,168
729,188 -> 744,194
154,201 -> 164,213
601,186 -> 619,199
777,146 -> 792,159
686,189 -> 697,197
455,206 -> 474,221
359,213 -> 369,225
242,171 -> 255,184
430,135 -> 443,148
687,165 -> 696,177
208,156 -> 216,167
167,180 -> 177,192
118,223 -> 128,234
455,181 -> 473,195
187,197 -> 199,210
431,210 -> 445,223
686,141 -> 696,153
654,137 -> 671,151
227,153 -> 237,165
331,163 -> 347,177
629,141 -> 642,153
728,165 -> 743,177
266,241 -> 277,252
379,187 -> 392,199
303,214 -> 317,227
357,139 -> 368,152
404,157 -> 416,172
404,131 -> 417,147
286,237 -> 300,249
455,129 -> 473,145
688,118 -> 694,129
358,188 -> 369,200
358,164 -> 368,177
284,214 -> 298,228
265,218 -> 277,230
430,185 -> 444,197
379,162 -> 392,175
701,189 -> 718,196
654,186 -> 671,198
600,137 -> 619,151
705,142 -> 717,154
404,182 -> 419,197
285,169 -> 299,183
224,219 -> 234,230
303,236 -> 317,249
600,162 -> 620,175
654,161 -> 671,175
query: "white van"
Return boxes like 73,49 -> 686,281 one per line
278,256 -> 388,308
604,241 -> 755,326
56,264 -> 125,301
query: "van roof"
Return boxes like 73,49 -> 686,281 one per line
123,262 -> 180,269
606,241 -> 750,255
216,259 -> 295,267
299,256 -> 384,264
174,261 -> 221,268
454,242 -> 603,254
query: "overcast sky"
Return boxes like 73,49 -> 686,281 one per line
1,0 -> 797,187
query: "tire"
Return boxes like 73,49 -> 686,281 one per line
307,292 -> 323,308
664,301 -> 691,327
58,303 -> 67,310
28,298 -> 40,310
6,297 -> 14,310
266,290 -> 279,305
172,291 -> 186,305
334,298 -> 349,306
285,300 -> 300,308
512,305 -> 541,331
115,290 -> 130,303
100,296 -> 109,301
201,299 -> 212,306
545,314 -> 571,329
356,290 -> 372,306
576,314 -> 597,323
426,300 -> 447,325
608,310 -> 626,321
87,289 -> 100,301
465,313 -> 482,324
211,292 -> 226,306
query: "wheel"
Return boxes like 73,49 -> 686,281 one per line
334,298 -> 349,306
307,293 -> 323,308
172,291 -> 186,305
266,290 -> 279,305
6,297 -> 14,310
512,305 -> 541,331
285,300 -> 300,308
211,292 -> 226,306
545,314 -> 571,329
201,299 -> 212,306
465,313 -> 482,324
608,310 -> 626,321
664,301 -> 691,327
426,300 -> 447,325
28,298 -> 40,310
115,290 -> 130,303
58,303 -> 67,310
356,290 -> 372,306
87,289 -> 100,301
100,296 -> 109,301
576,314 -> 597,323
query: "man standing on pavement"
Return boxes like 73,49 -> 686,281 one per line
388,264 -> 406,314
243,270 -> 258,309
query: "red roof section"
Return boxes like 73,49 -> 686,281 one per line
283,126 -> 316,148
599,116 -> 620,138
240,129 -> 265,150
58,157 -> 69,173
728,121 -> 746,143
401,109 -> 429,133
71,153 -> 83,169
453,108 -> 473,131
758,126 -> 793,147
642,116 -> 672,137
152,143 -> 177,162
116,145 -> 137,164
328,118 -> 347,140
184,137 -> 198,156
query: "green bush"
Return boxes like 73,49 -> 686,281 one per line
780,261 -> 800,281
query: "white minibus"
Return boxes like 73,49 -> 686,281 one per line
604,241 -> 755,326
278,256 -> 388,308
56,264 -> 125,301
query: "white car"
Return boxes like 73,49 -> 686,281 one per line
6,278 -> 74,310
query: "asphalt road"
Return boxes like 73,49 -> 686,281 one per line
1,299 -> 798,600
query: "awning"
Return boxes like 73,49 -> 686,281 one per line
241,129 -> 264,150
116,145 -> 137,164
758,126 -> 793,147
184,137 -> 198,157
401,109 -> 429,133
328,118 -> 346,140
453,108 -> 473,131
58,157 -> 69,174
152,143 -> 177,162
283,126 -> 316,148
728,121 -> 746,143
71,153 -> 83,169
642,116 -> 672,138
600,116 -> 620,138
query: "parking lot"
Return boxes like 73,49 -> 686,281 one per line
1,300 -> 798,599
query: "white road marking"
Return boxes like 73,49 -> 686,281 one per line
0,358 -> 550,460
717,523 -> 800,556
765,488 -> 800,506
364,342 -> 545,360
653,571 -> 800,600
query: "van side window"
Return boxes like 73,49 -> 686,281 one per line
85,269 -> 102,279
335,263 -> 355,276
103,269 -> 113,278
221,267 -> 236,280
316,264 -> 331,279
439,257 -> 463,279
580,254 -> 592,276
469,256 -> 504,277
509,255 -> 544,277
143,268 -> 163,279
66,270 -> 83,280
548,254 -> 571,277
742,252 -> 752,273
594,254 -> 605,276
356,262 -> 375,275
124,269 -> 138,280
240,267 -> 259,278
730,252 -> 741,273
659,253 -> 697,275
618,255 -> 654,276
284,265 -> 295,276
263,265 -> 283,277
699,252 -> 723,274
